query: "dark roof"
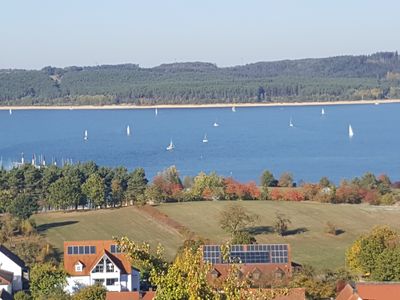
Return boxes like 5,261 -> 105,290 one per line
0,289 -> 13,300
0,245 -> 26,269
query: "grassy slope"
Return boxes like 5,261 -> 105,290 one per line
156,201 -> 400,269
34,201 -> 400,270
33,207 -> 184,259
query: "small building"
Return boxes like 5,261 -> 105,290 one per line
64,240 -> 140,294
336,282 -> 400,300
0,245 -> 28,293
203,244 -> 292,288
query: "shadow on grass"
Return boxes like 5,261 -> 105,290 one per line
246,226 -> 275,235
283,227 -> 308,236
336,229 -> 345,235
36,221 -> 79,233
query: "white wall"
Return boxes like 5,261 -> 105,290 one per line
65,276 -> 90,294
0,251 -> 23,291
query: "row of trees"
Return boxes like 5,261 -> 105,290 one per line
0,163 -> 399,222
1,52 -> 400,105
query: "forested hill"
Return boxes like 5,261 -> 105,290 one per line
1,51 -> 400,105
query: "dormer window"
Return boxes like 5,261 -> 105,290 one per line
75,261 -> 83,272
210,268 -> 220,279
110,244 -> 121,254
252,269 -> 261,280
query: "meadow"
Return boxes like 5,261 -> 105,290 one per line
34,201 -> 400,269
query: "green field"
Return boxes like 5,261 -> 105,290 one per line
33,207 -> 184,259
34,201 -> 400,269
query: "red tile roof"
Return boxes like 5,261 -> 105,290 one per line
208,263 -> 292,287
336,282 -> 400,300
0,269 -> 13,285
357,282 -> 400,300
105,291 -> 156,300
243,288 -> 305,300
106,291 -> 139,300
64,240 -> 132,276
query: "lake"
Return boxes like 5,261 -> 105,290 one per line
1,103 -> 400,184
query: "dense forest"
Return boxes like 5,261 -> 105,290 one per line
1,52 -> 400,105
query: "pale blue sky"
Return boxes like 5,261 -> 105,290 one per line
1,0 -> 399,69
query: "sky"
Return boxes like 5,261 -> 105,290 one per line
1,0 -> 399,69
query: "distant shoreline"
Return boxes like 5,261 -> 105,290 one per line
1,99 -> 400,110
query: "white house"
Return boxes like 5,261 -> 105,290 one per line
0,245 -> 27,294
64,240 -> 140,294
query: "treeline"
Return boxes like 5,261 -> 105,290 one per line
1,162 -> 399,222
1,52 -> 400,105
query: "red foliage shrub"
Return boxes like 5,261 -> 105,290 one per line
302,183 -> 321,201
284,189 -> 305,201
270,189 -> 284,201
223,178 -> 260,200
335,182 -> 363,204
362,189 -> 381,205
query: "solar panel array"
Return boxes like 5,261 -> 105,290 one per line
203,244 -> 289,264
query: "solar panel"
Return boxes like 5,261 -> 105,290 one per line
203,244 -> 289,264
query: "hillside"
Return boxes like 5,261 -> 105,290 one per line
1,52 -> 400,105
34,201 -> 400,269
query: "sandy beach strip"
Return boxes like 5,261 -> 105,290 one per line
0,99 -> 400,110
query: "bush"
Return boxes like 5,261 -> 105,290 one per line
284,190 -> 305,201
380,193 -> 398,205
273,213 -> 291,236
269,189 -> 284,201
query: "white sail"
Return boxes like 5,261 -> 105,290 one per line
348,124 -> 354,138
9,109 -> 12,115
126,125 -> 131,136
232,106 -> 236,112
155,108 -> 158,116
202,134 -> 208,143
213,121 -> 219,127
289,117 -> 294,127
84,130 -> 88,140
166,139 -> 174,151
321,108 -> 325,115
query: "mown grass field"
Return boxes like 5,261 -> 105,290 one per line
33,207 -> 184,259
34,201 -> 400,269
155,201 -> 400,269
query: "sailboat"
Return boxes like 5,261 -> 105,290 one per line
166,139 -> 174,151
213,121 -> 219,127
289,117 -> 294,127
155,108 -> 158,116
84,130 -> 88,141
202,134 -> 208,143
232,106 -> 236,112
126,125 -> 131,136
321,108 -> 325,115
9,109 -> 12,115
348,124 -> 354,138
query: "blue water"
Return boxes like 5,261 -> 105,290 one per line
1,104 -> 400,183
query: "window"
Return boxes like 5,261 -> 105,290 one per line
75,263 -> 83,272
90,246 -> 96,254
84,246 -> 90,254
110,244 -> 121,254
93,258 -> 105,273
73,246 -> 78,254
106,258 -> 114,272
94,279 -> 104,285
106,278 -> 118,286
67,246 -> 73,255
